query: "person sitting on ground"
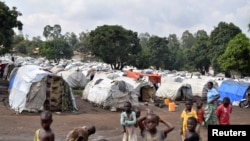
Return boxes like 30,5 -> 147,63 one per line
184,117 -> 200,141
138,113 -> 174,141
34,110 -> 55,141
66,125 -> 96,141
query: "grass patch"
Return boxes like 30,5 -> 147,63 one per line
72,88 -> 84,96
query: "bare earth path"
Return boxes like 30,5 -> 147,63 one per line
1,92 -> 250,141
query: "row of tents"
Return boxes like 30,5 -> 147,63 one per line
1,55 -> 250,113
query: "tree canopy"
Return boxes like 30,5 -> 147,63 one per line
0,1 -> 23,55
208,22 -> 242,72
40,39 -> 73,62
87,25 -> 141,70
218,33 -> 250,76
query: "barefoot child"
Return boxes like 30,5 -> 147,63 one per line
34,111 -> 55,141
120,101 -> 137,141
184,117 -> 200,141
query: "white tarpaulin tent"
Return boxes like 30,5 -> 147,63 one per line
87,78 -> 113,105
156,76 -> 185,100
83,75 -> 139,109
9,65 -> 77,113
9,65 -> 52,112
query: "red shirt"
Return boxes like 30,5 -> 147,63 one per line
197,108 -> 205,124
215,104 -> 232,125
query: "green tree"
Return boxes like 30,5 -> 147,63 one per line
208,22 -> 242,73
180,30 -> 195,49
167,34 -> 183,70
138,32 -> 150,49
87,25 -> 141,70
248,23 -> 250,32
43,24 -> 62,40
40,39 -> 73,62
147,36 -> 170,70
64,32 -> 78,50
218,33 -> 250,77
191,30 -> 210,72
135,32 -> 151,69
0,2 -> 23,55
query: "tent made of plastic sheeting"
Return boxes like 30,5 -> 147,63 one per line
83,77 -> 139,110
218,80 -> 250,103
103,80 -> 139,109
57,70 -> 88,88
156,77 -> 193,101
87,78 -> 113,106
9,65 -> 77,113
81,72 -> 110,100
114,76 -> 153,102
181,77 -> 213,97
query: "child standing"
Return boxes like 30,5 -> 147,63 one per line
184,117 -> 200,141
137,109 -> 168,136
34,110 -> 55,141
195,99 -> 205,141
181,100 -> 198,141
215,97 -> 232,125
139,113 -> 174,141
120,101 -> 137,141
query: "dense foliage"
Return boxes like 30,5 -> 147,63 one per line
0,1 -> 22,55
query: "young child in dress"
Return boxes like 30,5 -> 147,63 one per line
215,97 -> 232,125
195,99 -> 205,141
184,117 -> 200,141
181,100 -> 198,141
34,111 -> 55,141
65,125 -> 96,141
120,101 -> 137,141
139,113 -> 174,141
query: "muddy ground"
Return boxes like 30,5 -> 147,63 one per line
0,83 -> 250,141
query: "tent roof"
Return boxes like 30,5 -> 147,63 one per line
218,80 -> 250,103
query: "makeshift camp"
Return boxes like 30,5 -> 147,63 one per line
9,65 -> 77,113
218,80 -> 250,104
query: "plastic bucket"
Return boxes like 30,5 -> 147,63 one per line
168,102 -> 176,112
164,99 -> 170,106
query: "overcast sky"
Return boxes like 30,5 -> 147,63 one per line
3,0 -> 250,40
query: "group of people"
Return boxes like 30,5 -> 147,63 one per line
204,81 -> 232,126
120,101 -> 174,141
33,81 -> 232,141
180,81 -> 233,141
120,81 -> 233,141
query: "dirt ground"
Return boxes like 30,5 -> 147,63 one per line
1,86 -> 250,141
